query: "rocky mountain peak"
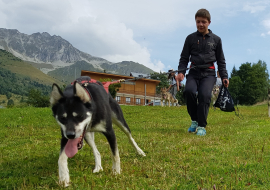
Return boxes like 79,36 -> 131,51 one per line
0,28 -> 98,67
0,28 -> 154,76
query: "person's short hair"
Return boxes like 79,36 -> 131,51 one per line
195,9 -> 211,22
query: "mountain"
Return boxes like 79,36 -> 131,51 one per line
0,28 -> 110,73
48,60 -> 154,83
0,49 -> 63,101
0,28 -> 155,76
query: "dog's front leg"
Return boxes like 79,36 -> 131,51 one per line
58,150 -> 69,187
84,132 -> 103,173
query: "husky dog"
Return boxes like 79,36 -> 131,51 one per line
160,87 -> 178,107
50,79 -> 146,187
212,85 -> 220,105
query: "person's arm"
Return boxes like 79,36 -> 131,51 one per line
176,36 -> 190,83
178,36 -> 190,76
167,84 -> 172,91
174,74 -> 180,91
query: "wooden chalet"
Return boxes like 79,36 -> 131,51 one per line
81,70 -> 161,105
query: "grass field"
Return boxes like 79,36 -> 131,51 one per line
0,105 -> 270,189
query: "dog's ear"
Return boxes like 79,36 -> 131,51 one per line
74,81 -> 91,103
50,83 -> 64,106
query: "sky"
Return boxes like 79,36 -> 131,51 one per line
0,0 -> 270,77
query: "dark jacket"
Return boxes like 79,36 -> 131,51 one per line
178,29 -> 228,80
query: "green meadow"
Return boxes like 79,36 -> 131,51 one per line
0,105 -> 270,189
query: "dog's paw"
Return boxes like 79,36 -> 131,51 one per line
112,168 -> 121,175
137,149 -> 146,157
93,165 -> 103,173
59,180 -> 69,188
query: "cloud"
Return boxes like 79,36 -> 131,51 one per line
243,5 -> 266,13
0,0 -> 166,72
1,0 -> 269,72
243,1 -> 269,13
261,18 -> 270,36
262,19 -> 270,28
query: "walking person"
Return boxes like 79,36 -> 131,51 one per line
216,71 -> 222,88
175,8 -> 229,136
167,69 -> 179,100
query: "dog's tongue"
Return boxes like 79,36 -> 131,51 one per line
65,138 -> 80,158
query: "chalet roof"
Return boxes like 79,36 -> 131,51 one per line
81,70 -> 160,83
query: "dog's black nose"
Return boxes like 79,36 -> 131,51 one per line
66,131 -> 76,139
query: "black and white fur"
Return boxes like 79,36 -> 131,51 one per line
50,81 -> 146,187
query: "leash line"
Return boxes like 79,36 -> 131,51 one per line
120,64 -> 214,82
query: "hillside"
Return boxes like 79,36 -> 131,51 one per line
0,50 -> 65,107
0,49 -> 63,86
47,61 -> 101,83
48,60 -> 155,83
101,61 -> 155,75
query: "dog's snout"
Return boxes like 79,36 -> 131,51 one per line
66,131 -> 76,139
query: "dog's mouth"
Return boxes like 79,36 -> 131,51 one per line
65,126 -> 87,158
77,126 -> 87,150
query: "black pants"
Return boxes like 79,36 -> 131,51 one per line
184,73 -> 216,127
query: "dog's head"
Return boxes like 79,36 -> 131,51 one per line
50,82 -> 95,157
160,88 -> 168,99
212,85 -> 220,95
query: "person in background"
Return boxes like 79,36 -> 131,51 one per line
216,71 -> 222,88
175,8 -> 229,136
167,69 -> 179,100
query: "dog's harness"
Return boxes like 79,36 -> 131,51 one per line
71,76 -> 121,94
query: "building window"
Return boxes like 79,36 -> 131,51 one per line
136,98 -> 141,105
116,96 -> 120,102
126,97 -> 131,103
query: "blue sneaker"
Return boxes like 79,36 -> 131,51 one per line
188,121 -> 198,133
196,127 -> 206,136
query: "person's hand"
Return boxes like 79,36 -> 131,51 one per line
223,79 -> 229,88
175,73 -> 185,83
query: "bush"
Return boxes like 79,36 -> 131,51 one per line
26,89 -> 50,107
99,78 -> 121,98
7,99 -> 14,108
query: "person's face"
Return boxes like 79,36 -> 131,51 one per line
196,17 -> 211,35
